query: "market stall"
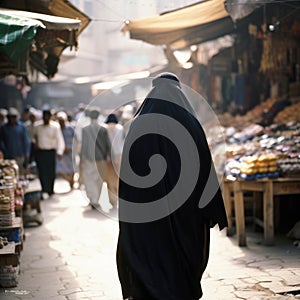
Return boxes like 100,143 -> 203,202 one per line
223,177 -> 300,246
0,159 -> 27,287
221,99 -> 300,246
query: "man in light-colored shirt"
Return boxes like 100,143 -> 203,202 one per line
33,109 -> 65,198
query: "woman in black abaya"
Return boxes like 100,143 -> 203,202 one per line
117,73 -> 228,300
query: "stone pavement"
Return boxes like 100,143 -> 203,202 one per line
0,178 -> 299,300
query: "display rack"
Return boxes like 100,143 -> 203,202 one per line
223,177 -> 300,246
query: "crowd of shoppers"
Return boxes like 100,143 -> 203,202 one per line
0,72 -> 228,300
0,104 -> 126,208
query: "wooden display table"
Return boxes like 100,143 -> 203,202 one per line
222,177 -> 300,246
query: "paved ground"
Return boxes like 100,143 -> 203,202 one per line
0,178 -> 299,299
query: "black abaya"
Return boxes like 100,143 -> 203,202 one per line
117,73 -> 228,300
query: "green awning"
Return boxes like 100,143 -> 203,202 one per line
0,12 -> 44,65
0,8 -> 82,78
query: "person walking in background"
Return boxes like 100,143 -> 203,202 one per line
0,108 -> 7,128
117,73 -> 228,300
104,113 -> 125,209
56,111 -> 76,189
75,103 -> 86,122
0,107 -> 30,176
80,107 -> 111,209
24,108 -> 38,166
75,107 -> 91,188
33,109 -> 65,199
20,105 -> 31,124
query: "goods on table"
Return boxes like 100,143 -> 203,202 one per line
261,97 -> 291,126
0,160 -> 19,180
224,121 -> 300,180
225,152 -> 279,180
274,101 -> 300,124
0,159 -> 26,288
278,158 -> 300,177
0,185 -> 15,226
218,97 -> 277,129
0,264 -> 19,287
0,236 -> 8,249
0,240 -> 19,287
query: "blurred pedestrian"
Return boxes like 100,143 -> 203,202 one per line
0,108 -> 7,127
80,108 -> 111,209
24,108 -> 38,164
20,105 -> 31,124
33,109 -> 65,199
75,103 -> 86,121
104,113 -> 125,209
56,111 -> 76,189
117,73 -> 228,300
120,104 -> 134,136
75,107 -> 91,188
0,107 -> 30,176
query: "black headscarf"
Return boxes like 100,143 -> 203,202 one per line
117,73 -> 228,300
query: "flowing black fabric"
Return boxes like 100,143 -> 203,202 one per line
117,73 -> 228,300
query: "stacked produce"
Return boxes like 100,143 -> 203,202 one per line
218,97 -> 277,129
225,152 -> 279,180
0,160 -> 24,224
0,184 -> 15,226
0,160 -> 23,288
278,158 -> 300,177
224,120 -> 300,179
0,160 -> 18,181
274,101 -> 300,123
218,96 -> 298,129
0,265 -> 19,287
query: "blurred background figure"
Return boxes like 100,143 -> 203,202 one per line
24,108 -> 38,166
120,104 -> 135,136
80,108 -> 111,209
105,113 -> 125,172
0,108 -> 7,128
75,103 -> 86,122
104,113 -> 125,209
56,111 -> 77,190
20,105 -> 31,124
75,107 -> 91,188
33,109 -> 65,199
0,107 -> 30,176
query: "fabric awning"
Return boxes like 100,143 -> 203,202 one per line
0,11 -> 44,65
122,0 -> 235,49
0,0 -> 90,79
0,0 -> 90,34
0,8 -> 82,78
38,0 -> 90,34
0,8 -> 81,31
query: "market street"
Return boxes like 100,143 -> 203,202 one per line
0,178 -> 299,300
